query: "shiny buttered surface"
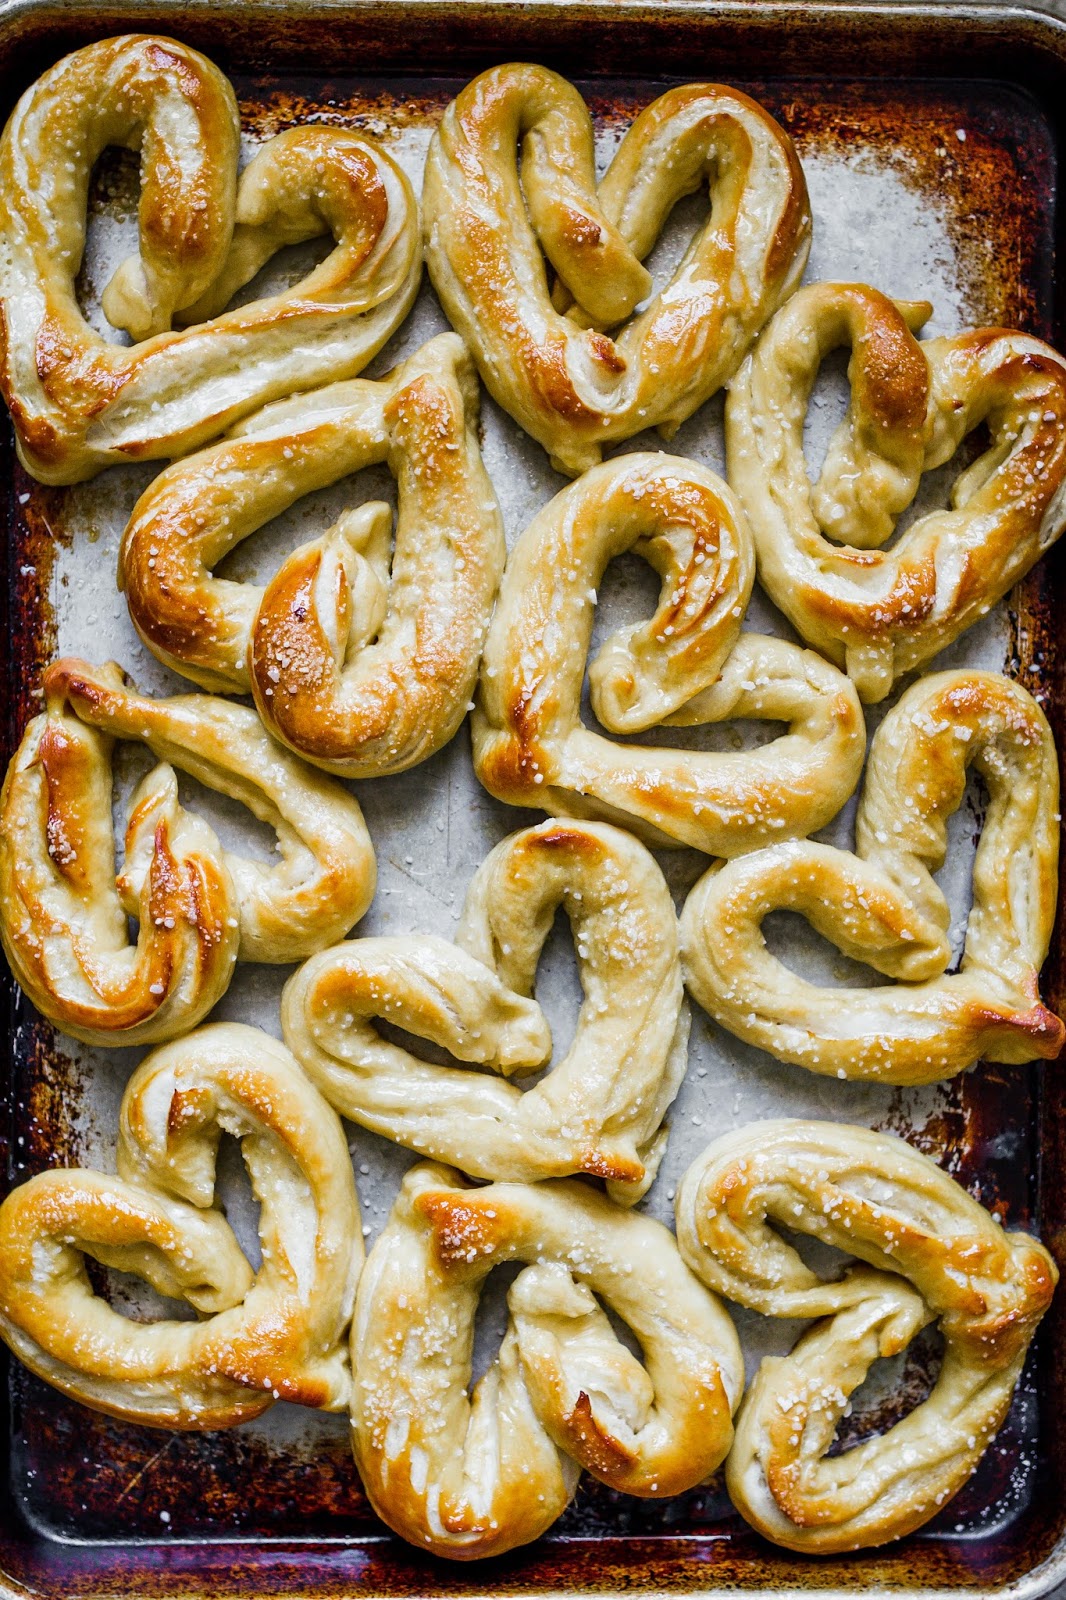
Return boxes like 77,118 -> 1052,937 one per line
0,659 -> 375,1044
677,1121 -> 1057,1552
473,453 -> 866,853
727,282 -> 1066,703
0,40 -> 1061,1569
0,1024 -> 361,1428
681,669 -> 1064,1083
121,332 -> 504,778
283,818 -> 687,1201
351,1162 -> 743,1558
0,35 -> 421,483
424,64 -> 811,475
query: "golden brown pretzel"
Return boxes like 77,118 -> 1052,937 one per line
676,1120 -> 1057,1552
0,1023 -> 361,1428
351,1161 -> 743,1559
282,818 -> 686,1202
473,453 -> 865,853
120,333 -> 503,778
726,282 -> 1066,702
681,669 -> 1063,1083
0,35 -> 421,484
0,659 -> 375,1045
423,64 -> 810,474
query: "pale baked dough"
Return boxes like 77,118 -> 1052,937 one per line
0,659 -> 375,1046
0,1023 -> 360,1428
726,282 -> 1066,701
283,817 -> 686,1201
473,453 -> 865,852
424,64 -> 810,474
120,333 -> 504,779
676,1120 -> 1057,1552
680,669 -> 1063,1083
351,1161 -> 743,1559
0,35 -> 420,483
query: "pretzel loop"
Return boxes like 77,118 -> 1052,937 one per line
676,1121 -> 1057,1551
726,282 -> 1066,701
351,1162 -> 743,1559
424,65 -> 810,474
283,818 -> 687,1201
473,453 -> 865,853
681,669 -> 1063,1083
0,35 -> 421,482
121,333 -> 505,778
0,1023 -> 361,1428
0,659 -> 375,1044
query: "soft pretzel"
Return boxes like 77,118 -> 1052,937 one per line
0,35 -> 421,484
0,1023 -> 360,1428
473,454 -> 865,853
726,282 -> 1066,702
681,669 -> 1063,1084
120,333 -> 504,778
283,817 -> 686,1202
676,1120 -> 1057,1552
423,65 -> 810,475
351,1161 -> 743,1559
0,659 -> 375,1046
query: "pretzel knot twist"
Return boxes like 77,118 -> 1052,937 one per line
681,669 -> 1063,1084
473,454 -> 865,854
726,282 -> 1066,703
423,64 -> 810,475
283,818 -> 686,1202
676,1120 -> 1057,1552
120,333 -> 504,778
0,35 -> 421,484
0,659 -> 375,1046
0,1023 -> 360,1428
352,1161 -> 743,1560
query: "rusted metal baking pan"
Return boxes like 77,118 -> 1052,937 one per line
2,0 -> 1066,1596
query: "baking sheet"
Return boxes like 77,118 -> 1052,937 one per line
2,65 -> 1056,1569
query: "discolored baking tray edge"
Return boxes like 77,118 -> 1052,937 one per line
2,1 -> 1066,1597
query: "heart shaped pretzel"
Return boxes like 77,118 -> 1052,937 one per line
473,453 -> 865,853
0,659 -> 375,1046
351,1161 -> 743,1559
283,818 -> 686,1202
423,64 -> 810,475
676,1120 -> 1057,1552
120,333 -> 504,778
681,669 -> 1064,1083
0,1023 -> 360,1428
726,282 -> 1066,702
0,35 -> 421,483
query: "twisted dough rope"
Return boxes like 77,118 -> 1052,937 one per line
726,282 -> 1066,703
676,1120 -> 1057,1552
0,35 -> 421,484
473,453 -> 865,854
283,818 -> 686,1202
352,1161 -> 743,1559
681,669 -> 1064,1084
0,1023 -> 360,1428
120,332 -> 504,779
0,659 -> 375,1046
423,64 -> 810,475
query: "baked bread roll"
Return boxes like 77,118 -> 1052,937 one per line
0,1023 -> 360,1428
424,64 -> 810,474
0,659 -> 375,1045
0,35 -> 420,483
351,1161 -> 743,1558
676,1120 -> 1057,1551
726,282 -> 1066,701
283,818 -> 686,1201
